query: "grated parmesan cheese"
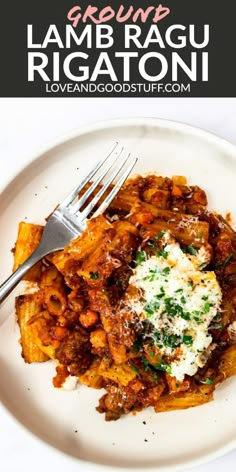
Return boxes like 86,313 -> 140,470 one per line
126,231 -> 222,381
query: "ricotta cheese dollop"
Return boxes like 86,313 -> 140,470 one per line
128,231 -> 222,381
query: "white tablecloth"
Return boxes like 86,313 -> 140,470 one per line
0,97 -> 236,472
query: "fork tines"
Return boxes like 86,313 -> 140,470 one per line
59,142 -> 137,221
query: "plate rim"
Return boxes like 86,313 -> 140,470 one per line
1,115 -> 236,471
1,115 -> 236,195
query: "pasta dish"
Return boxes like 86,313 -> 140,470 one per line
14,173 -> 236,420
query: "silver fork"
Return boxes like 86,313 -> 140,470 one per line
0,143 -> 137,302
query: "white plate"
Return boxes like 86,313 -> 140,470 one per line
1,117 -> 236,471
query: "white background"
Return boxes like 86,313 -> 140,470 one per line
0,97 -> 236,472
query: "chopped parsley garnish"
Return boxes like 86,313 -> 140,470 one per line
213,312 -> 221,321
193,310 -> 203,324
152,329 -> 181,351
204,377 -> 215,385
165,298 -> 184,318
154,230 -> 165,240
133,337 -> 142,353
224,253 -> 233,267
210,323 -> 223,330
152,330 -> 161,344
182,335 -> 193,346
181,312 -> 191,321
149,350 -> 155,358
199,261 -> 207,270
154,359 -> 172,375
202,295 -> 208,301
180,295 -> 186,304
147,241 -> 156,250
155,286 -> 165,298
193,310 -> 201,317
144,268 -> 159,282
163,332 -> 182,349
90,272 -> 99,280
136,250 -> 147,265
162,266 -> 171,275
156,248 -> 169,259
164,297 -> 175,316
202,302 -> 211,313
184,245 -> 198,256
142,356 -> 151,371
131,365 -> 140,375
215,253 -> 233,268
144,299 -> 160,316
188,281 -> 194,289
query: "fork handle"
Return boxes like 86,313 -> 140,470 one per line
0,246 -> 45,303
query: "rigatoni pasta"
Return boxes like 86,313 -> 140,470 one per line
13,173 -> 236,421
15,294 -> 49,363
13,222 -> 43,281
